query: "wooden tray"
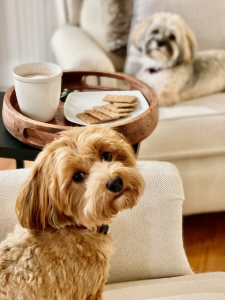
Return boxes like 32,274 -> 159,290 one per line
2,70 -> 158,149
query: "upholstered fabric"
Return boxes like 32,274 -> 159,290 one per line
51,25 -> 119,86
53,0 -> 127,71
173,155 -> 225,215
108,161 -> 193,283
0,168 -> 30,242
55,0 -> 82,26
138,93 -> 225,215
104,273 -> 225,300
80,0 -> 132,53
0,162 -> 193,283
79,0 -> 130,71
125,0 -> 225,75
51,25 -> 115,72
138,93 -> 225,161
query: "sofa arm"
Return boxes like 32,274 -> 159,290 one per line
51,25 -> 115,72
0,162 -> 193,282
108,161 -> 193,283
51,25 -> 116,86
0,168 -> 30,242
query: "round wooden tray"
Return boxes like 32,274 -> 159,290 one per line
2,70 -> 158,149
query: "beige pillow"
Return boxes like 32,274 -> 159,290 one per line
80,0 -> 132,54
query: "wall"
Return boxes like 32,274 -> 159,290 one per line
0,0 -> 59,89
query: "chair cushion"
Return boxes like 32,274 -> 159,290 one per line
125,0 -> 225,75
104,273 -> 225,300
0,162 -> 192,283
138,93 -> 225,161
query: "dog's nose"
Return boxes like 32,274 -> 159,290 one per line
157,40 -> 165,47
106,176 -> 123,193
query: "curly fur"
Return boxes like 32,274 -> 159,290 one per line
0,126 -> 145,300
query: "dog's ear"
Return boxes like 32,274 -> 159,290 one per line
179,17 -> 197,62
132,16 -> 154,52
15,147 -> 73,231
15,151 -> 53,231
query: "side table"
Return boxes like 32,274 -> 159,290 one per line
0,92 -> 40,168
0,92 -> 141,168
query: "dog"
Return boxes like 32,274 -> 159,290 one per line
0,126 -> 145,300
133,12 -> 225,106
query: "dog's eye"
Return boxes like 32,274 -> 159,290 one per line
169,34 -> 175,41
102,152 -> 112,162
73,172 -> 85,182
152,29 -> 159,34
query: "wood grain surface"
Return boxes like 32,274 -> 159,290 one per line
2,70 -> 159,149
183,212 -> 225,273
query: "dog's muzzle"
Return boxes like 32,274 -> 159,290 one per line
106,176 -> 123,193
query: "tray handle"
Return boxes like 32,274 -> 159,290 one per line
23,128 -> 60,149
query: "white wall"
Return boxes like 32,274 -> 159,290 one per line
0,0 -> 59,88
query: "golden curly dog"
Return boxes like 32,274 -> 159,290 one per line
0,126 -> 145,300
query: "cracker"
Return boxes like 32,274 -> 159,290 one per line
103,94 -> 136,103
102,104 -> 134,113
93,106 -> 130,119
84,109 -> 113,122
76,113 -> 101,124
113,102 -> 138,108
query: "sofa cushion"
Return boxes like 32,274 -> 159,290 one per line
104,273 -> 225,300
138,93 -> 225,161
0,162 -> 192,283
125,0 -> 225,75
80,0 -> 132,54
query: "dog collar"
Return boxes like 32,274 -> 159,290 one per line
144,67 -> 162,73
76,224 -> 109,235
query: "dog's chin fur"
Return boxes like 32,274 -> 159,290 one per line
133,12 -> 225,107
0,126 -> 145,300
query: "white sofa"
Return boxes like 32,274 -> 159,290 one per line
51,0 -> 225,215
1,162 -> 225,299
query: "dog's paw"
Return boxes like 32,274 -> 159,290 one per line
157,91 -> 180,107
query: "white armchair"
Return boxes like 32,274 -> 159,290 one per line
51,0 -> 225,216
1,161 -> 225,299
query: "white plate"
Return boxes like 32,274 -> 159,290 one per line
64,90 -> 149,126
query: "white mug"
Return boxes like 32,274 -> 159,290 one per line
13,62 -> 62,122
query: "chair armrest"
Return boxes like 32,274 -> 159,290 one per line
51,25 -> 115,72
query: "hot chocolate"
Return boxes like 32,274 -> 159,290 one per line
22,73 -> 54,79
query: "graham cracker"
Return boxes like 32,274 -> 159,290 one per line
76,113 -> 101,124
102,104 -> 134,113
113,102 -> 138,108
93,106 -> 130,119
84,109 -> 113,122
103,94 -> 136,103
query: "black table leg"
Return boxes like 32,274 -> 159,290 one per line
133,143 -> 140,156
16,160 -> 25,169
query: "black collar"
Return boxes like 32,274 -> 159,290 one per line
76,224 -> 109,235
